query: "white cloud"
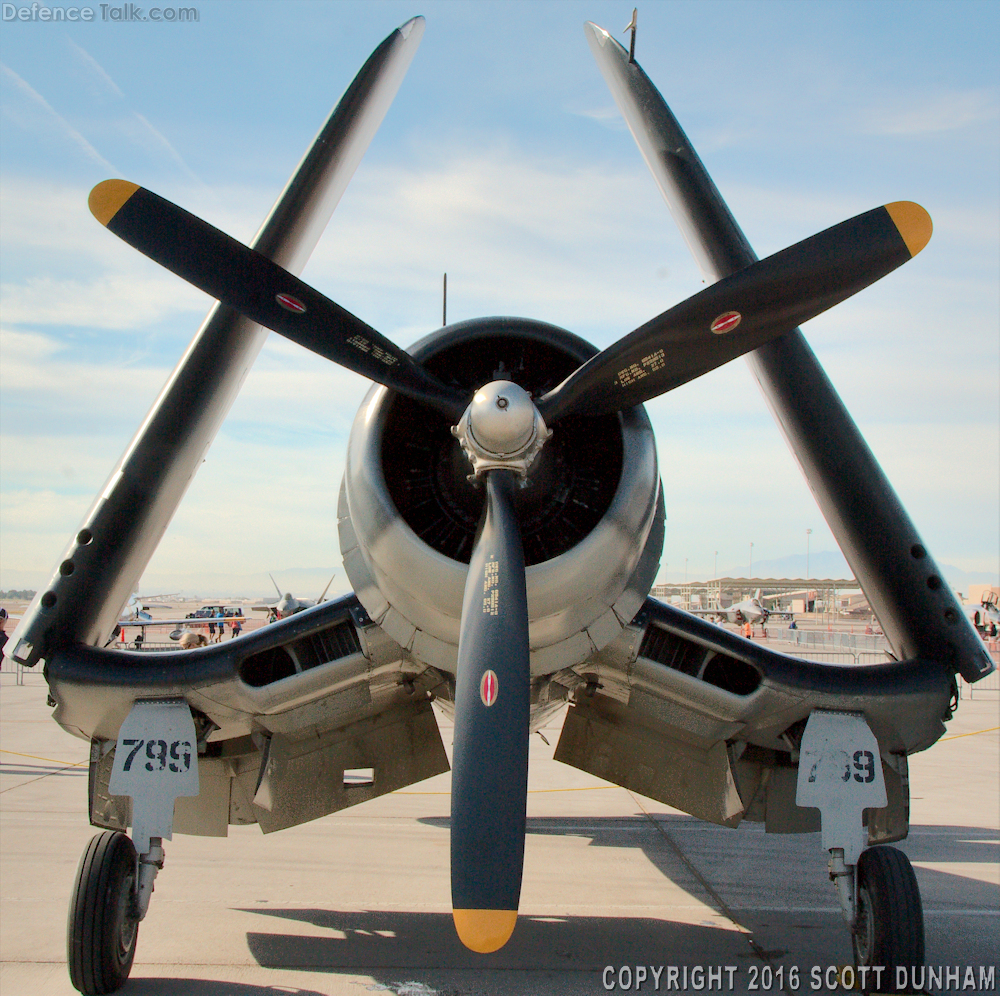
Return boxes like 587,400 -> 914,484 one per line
861,89 -> 1000,137
0,62 -> 116,172
303,145 -> 694,343
0,274 -> 210,330
0,327 -> 166,407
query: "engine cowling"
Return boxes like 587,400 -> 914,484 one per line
338,317 -> 664,676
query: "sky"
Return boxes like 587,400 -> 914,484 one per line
1,0 -> 998,599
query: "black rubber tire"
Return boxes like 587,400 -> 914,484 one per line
852,845 -> 925,994
67,831 -> 139,995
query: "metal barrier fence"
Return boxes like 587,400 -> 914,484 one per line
784,629 -> 890,653
761,645 -> 891,666
963,666 -> 1000,699
741,642 -> 1000,698
0,654 -> 47,685
0,652 -> 26,685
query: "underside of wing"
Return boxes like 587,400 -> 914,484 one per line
552,597 -> 953,842
48,593 -> 450,837
49,590 -> 952,849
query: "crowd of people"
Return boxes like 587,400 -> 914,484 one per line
206,612 -> 242,643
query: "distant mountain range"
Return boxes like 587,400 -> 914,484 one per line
665,551 -> 998,594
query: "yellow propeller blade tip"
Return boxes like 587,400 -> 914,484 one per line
89,179 -> 140,226
886,201 -> 932,257
452,908 -> 518,953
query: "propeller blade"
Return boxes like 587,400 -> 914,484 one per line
537,201 -> 930,421
450,469 -> 530,954
89,180 -> 466,421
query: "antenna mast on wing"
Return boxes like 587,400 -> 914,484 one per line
624,8 -> 637,63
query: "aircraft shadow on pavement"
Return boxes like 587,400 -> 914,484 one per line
0,761 -> 87,778
242,908 -> 747,972
237,821 -> 997,973
118,980 -> 328,996
416,814 -> 999,911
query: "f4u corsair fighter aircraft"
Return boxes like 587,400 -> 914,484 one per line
6,16 -> 994,996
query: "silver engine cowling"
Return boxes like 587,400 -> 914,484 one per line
338,317 -> 664,677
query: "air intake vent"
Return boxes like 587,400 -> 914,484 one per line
239,647 -> 296,687
639,625 -> 761,696
239,620 -> 361,687
290,620 -> 361,671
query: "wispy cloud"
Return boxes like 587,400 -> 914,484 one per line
565,102 -> 627,126
304,144 -> 694,343
861,88 -> 1000,136
65,37 -> 124,100
64,38 -> 204,187
0,62 -> 116,171
0,275 -> 209,330
128,111 -> 204,187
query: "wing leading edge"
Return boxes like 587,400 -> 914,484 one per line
584,21 -> 992,683
6,18 -> 427,670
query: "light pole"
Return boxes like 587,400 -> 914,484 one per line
806,528 -> 812,579
749,542 -> 753,578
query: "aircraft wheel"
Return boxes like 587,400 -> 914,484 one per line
67,830 -> 139,995
852,845 -> 924,993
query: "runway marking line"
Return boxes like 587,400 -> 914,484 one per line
0,748 -> 87,766
939,725 -> 999,741
0,748 -> 88,795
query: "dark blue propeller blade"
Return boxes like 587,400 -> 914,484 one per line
536,202 -> 930,423
450,469 -> 530,953
89,180 -> 466,422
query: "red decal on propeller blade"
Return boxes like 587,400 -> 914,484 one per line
480,669 -> 499,707
276,293 -> 307,314
710,311 -> 741,334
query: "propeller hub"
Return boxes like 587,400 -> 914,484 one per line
468,381 -> 534,455
452,380 -> 551,479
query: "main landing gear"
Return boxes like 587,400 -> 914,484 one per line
852,845 -> 925,987
68,698 -> 198,993
67,830 -> 165,995
796,711 -> 926,995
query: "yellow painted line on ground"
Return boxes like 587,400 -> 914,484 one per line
939,726 -> 999,742
0,748 -> 86,767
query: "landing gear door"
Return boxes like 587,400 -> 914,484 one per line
795,710 -> 887,865
109,698 -> 200,854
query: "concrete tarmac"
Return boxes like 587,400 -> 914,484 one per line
1,671 -> 997,996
